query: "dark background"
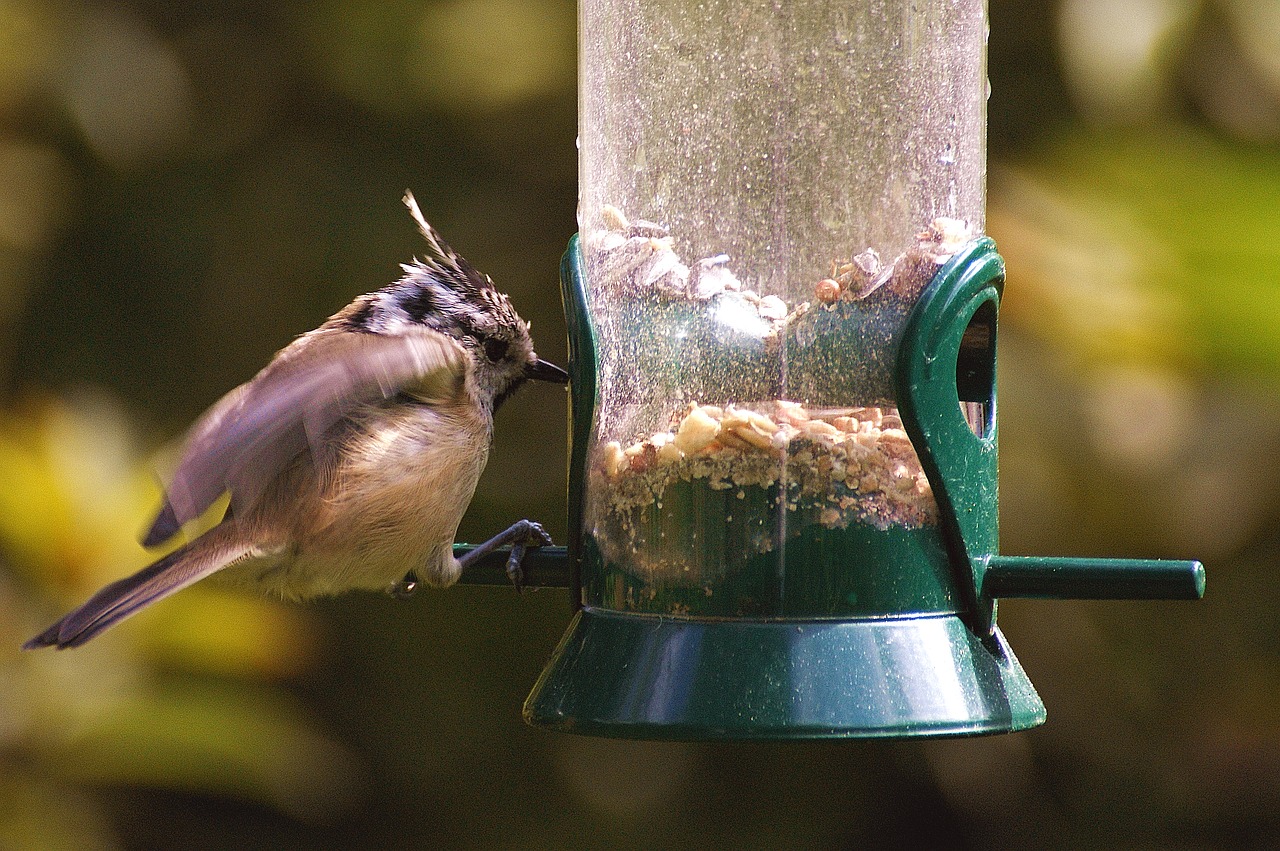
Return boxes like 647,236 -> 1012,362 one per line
2,1 -> 1278,848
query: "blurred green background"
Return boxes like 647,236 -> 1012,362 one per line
1,0 -> 1277,848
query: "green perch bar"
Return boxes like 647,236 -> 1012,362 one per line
980,556 -> 1205,600
454,548 -> 1207,604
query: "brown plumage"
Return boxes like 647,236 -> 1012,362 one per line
26,193 -> 567,649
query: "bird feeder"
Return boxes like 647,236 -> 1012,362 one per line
466,0 -> 1204,738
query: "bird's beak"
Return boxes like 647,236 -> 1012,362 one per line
526,357 -> 569,384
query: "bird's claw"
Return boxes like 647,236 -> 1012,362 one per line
506,520 -> 553,592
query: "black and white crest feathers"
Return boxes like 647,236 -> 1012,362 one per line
334,192 -> 527,347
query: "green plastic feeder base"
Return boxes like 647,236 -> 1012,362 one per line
523,607 -> 1046,739
512,235 -> 1201,741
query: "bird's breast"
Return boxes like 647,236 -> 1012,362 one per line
285,402 -> 491,593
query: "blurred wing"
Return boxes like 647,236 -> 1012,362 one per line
143,327 -> 468,547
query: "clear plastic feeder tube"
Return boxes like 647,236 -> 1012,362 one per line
578,0 -> 989,617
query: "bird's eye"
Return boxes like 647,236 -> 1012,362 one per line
483,338 -> 509,362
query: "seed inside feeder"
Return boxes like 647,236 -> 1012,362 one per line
584,206 -> 975,571
594,400 -> 937,530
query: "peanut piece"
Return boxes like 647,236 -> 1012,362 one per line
602,441 -> 626,477
657,442 -> 684,465
601,204 -> 629,231
803,420 -> 840,437
673,406 -> 720,453
732,424 -> 774,450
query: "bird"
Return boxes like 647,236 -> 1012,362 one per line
25,192 -> 569,650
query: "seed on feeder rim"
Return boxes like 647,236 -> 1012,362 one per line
815,278 -> 840,303
689,254 -> 739,298
590,230 -> 626,253
878,429 -> 913,453
602,441 -> 626,477
657,442 -> 684,464
719,406 -> 748,429
928,217 -> 970,251
674,405 -> 720,453
853,249 -> 881,276
717,429 -> 753,451
743,409 -> 779,434
629,443 -> 658,472
843,440 -> 873,461
629,221 -> 670,239
758,294 -> 788,320
774,400 -> 810,425
803,420 -> 840,438
731,424 -> 774,450
855,431 -> 879,448
601,204 -> 630,231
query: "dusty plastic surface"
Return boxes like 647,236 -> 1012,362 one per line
579,0 -> 988,278
576,0 -> 990,617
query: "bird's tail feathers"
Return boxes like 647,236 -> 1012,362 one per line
24,524 -> 257,650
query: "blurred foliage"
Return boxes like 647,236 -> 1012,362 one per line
0,392 -> 358,849
0,0 -> 1277,848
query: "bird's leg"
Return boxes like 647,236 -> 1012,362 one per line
457,519 -> 554,591
389,520 -> 553,598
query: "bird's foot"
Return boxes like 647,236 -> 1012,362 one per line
503,520 -> 554,592
456,519 -> 554,592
